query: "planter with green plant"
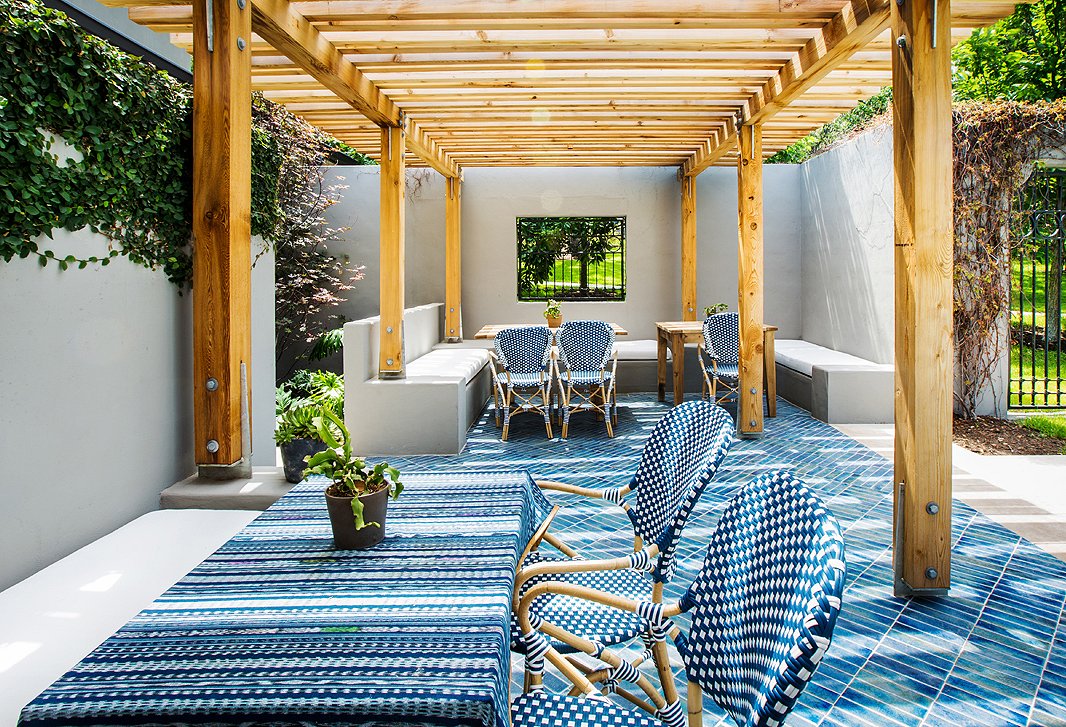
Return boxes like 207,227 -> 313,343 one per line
275,404 -> 330,483
304,408 -> 403,550
702,303 -> 729,318
544,299 -> 563,328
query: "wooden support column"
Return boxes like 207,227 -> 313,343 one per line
736,123 -> 764,436
892,0 -> 952,596
192,0 -> 252,474
445,175 -> 463,342
379,125 -> 406,378
681,174 -> 697,321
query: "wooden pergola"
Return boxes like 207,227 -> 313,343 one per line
108,0 -> 1024,595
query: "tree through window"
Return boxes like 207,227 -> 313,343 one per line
516,216 -> 626,301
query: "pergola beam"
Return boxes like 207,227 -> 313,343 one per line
682,0 -> 890,177
445,176 -> 463,342
736,123 -> 764,436
250,0 -> 458,177
680,174 -> 697,321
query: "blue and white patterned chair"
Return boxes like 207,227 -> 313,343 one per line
555,320 -> 618,439
513,401 -> 735,692
490,325 -> 555,441
514,469 -> 847,727
698,311 -> 740,405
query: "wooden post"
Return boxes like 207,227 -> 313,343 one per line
379,125 -> 406,378
892,0 -> 952,596
192,0 -> 252,474
445,174 -> 463,342
681,173 -> 697,321
736,123 -> 764,436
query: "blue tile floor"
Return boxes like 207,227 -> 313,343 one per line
391,394 -> 1066,727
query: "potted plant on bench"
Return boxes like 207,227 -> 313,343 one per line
544,299 -> 562,328
304,407 -> 404,550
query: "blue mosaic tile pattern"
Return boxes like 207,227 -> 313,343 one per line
396,394 -> 1066,727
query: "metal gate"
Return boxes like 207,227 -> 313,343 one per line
1011,167 -> 1066,408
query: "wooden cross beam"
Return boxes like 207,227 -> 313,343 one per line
250,0 -> 459,178
682,0 -> 890,177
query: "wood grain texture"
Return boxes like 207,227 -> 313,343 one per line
680,174 -> 697,321
378,126 -> 406,378
892,0 -> 953,594
736,124 -> 764,435
445,175 -> 463,342
193,0 -> 252,466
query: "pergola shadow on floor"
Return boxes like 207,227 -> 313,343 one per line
390,395 -> 1066,727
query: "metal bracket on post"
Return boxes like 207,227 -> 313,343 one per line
205,0 -> 214,52
930,0 -> 938,48
894,480 -> 949,598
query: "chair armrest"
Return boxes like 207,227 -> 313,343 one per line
515,544 -> 660,597
536,478 -> 632,501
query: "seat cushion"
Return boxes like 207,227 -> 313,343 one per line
614,340 -> 670,361
774,339 -> 877,377
512,551 -> 651,654
405,348 -> 489,382
703,362 -> 739,382
513,694 -> 663,727
560,370 -> 615,386
496,371 -> 550,387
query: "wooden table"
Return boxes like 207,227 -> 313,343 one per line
473,323 -> 629,339
656,321 -> 778,415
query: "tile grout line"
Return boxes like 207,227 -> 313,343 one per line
1025,584 -> 1066,724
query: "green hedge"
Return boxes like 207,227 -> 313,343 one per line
0,0 -> 370,287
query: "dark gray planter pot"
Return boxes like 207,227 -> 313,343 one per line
280,438 -> 327,484
325,487 -> 389,549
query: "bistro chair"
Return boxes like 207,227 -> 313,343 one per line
512,401 -> 735,691
514,469 -> 847,727
698,311 -> 740,405
555,320 -> 618,439
490,325 -> 554,441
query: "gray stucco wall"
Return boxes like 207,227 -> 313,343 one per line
0,229 -> 274,590
63,0 -> 191,72
324,165 -> 804,342
800,124 -> 895,365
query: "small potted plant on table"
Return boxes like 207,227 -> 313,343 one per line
544,299 -> 562,328
304,408 -> 403,550
702,303 -> 729,318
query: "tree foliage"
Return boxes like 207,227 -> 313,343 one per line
516,217 -> 621,297
767,88 -> 892,164
953,0 -> 1066,102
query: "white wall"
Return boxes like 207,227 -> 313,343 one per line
800,124 -> 895,364
0,230 -> 275,590
64,0 -> 191,72
0,229 -> 192,590
326,165 -> 804,341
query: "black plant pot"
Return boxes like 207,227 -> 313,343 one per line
325,487 -> 389,549
280,438 -> 328,484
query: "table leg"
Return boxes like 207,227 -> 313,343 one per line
656,329 -> 667,402
671,332 -> 685,405
764,329 -> 777,417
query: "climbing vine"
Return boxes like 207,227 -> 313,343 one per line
952,100 -> 1066,418
0,0 -> 193,282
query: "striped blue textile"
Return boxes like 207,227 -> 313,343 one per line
19,471 -> 552,727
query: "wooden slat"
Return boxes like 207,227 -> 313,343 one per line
736,123 -> 764,436
445,175 -> 463,342
192,0 -> 252,468
892,0 -> 953,595
680,174 -> 697,321
379,126 -> 406,378
250,0 -> 458,177
682,0 -> 890,176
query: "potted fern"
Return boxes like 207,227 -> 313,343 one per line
304,408 -> 404,550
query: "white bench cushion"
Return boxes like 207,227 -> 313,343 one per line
614,339 -> 671,361
404,348 -> 489,382
775,339 -> 881,377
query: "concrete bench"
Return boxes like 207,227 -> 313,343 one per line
343,303 -> 491,455
774,339 -> 893,423
613,339 -> 701,394
0,510 -> 256,726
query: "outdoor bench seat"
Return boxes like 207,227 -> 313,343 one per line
344,303 -> 491,455
774,339 -> 893,424
613,338 -> 703,394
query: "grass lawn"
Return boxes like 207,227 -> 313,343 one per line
1018,414 -> 1066,453
525,257 -> 625,299
1012,256 -> 1066,331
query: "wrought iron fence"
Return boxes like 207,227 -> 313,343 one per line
1010,167 -> 1066,408
516,216 -> 626,301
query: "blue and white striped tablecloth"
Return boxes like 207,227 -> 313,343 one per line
19,470 -> 551,727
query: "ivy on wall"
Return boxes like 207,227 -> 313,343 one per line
0,0 -> 193,282
0,0 -> 373,287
